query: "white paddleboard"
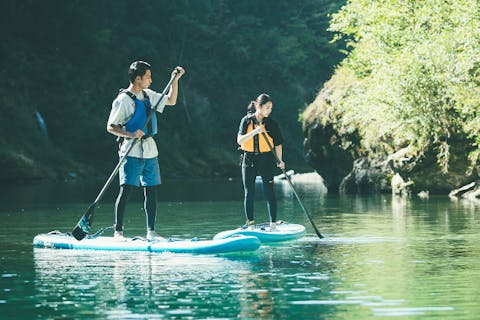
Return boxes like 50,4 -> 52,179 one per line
213,222 -> 306,243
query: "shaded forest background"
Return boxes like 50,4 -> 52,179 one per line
0,0 -> 345,182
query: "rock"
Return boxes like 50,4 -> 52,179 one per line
339,157 -> 392,193
290,172 -> 325,184
275,171 -> 328,195
449,181 -> 480,199
303,121 -> 355,191
391,173 -> 413,196
417,190 -> 429,199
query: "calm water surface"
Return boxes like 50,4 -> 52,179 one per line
0,179 -> 479,319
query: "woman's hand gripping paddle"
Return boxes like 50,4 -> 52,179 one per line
72,69 -> 180,240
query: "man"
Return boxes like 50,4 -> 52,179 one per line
107,61 -> 185,240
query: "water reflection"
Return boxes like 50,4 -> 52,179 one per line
391,195 -> 408,235
33,248 -> 261,318
2,180 -> 480,319
236,270 -> 275,319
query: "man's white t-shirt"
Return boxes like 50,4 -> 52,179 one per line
108,89 -> 168,159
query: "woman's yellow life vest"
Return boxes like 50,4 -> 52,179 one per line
241,120 -> 274,153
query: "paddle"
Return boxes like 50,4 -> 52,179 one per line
260,130 -> 324,239
72,69 -> 179,241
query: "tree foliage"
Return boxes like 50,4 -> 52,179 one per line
308,0 -> 480,174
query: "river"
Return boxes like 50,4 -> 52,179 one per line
0,178 -> 479,319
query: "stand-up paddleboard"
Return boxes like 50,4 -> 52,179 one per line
213,222 -> 306,243
33,232 -> 260,254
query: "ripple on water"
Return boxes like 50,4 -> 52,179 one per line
105,310 -> 164,319
372,306 -> 455,317
322,237 -> 402,245
291,300 -> 364,305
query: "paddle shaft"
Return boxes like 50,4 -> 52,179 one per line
260,131 -> 324,239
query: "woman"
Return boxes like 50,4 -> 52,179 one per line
237,93 -> 285,231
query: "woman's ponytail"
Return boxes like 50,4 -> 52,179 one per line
247,101 -> 256,114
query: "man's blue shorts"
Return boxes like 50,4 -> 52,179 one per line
119,156 -> 161,187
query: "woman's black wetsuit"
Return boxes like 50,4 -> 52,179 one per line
238,114 -> 283,223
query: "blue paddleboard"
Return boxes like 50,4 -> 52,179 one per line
33,233 -> 260,254
213,222 -> 306,243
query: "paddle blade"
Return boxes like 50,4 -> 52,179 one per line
72,204 -> 95,240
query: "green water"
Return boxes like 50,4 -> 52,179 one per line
0,179 -> 479,319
